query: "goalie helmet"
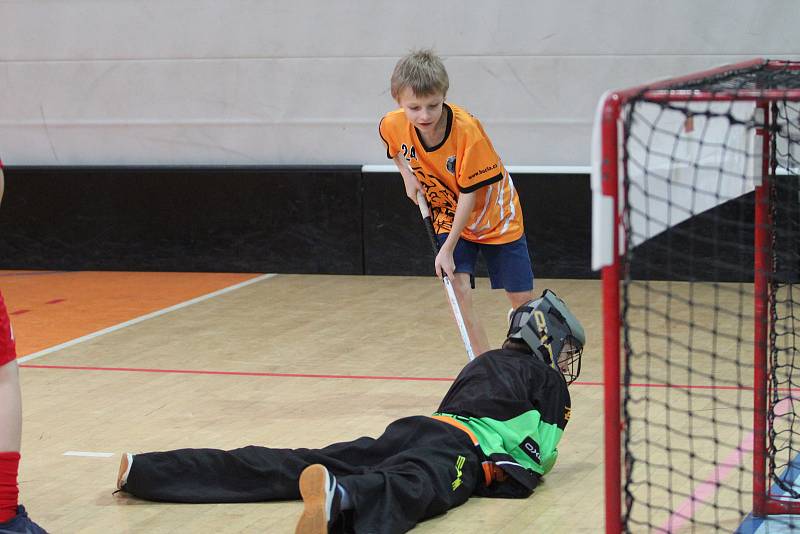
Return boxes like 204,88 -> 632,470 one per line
507,289 -> 585,384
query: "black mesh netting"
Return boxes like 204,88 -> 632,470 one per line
619,61 -> 800,532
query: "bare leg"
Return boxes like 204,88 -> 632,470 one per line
0,361 -> 21,452
0,300 -> 46,531
450,273 -> 490,357
506,290 -> 534,311
0,361 -> 25,526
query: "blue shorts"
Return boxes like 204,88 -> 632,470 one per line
435,234 -> 534,292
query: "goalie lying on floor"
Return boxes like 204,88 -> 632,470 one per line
115,289 -> 585,534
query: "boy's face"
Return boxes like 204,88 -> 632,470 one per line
396,87 -> 446,136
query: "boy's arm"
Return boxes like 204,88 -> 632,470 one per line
392,154 -> 424,205
435,190 -> 476,278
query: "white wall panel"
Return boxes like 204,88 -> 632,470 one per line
3,1 -> 795,59
0,0 -> 796,165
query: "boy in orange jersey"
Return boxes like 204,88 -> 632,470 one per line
379,49 -> 534,357
0,161 -> 47,533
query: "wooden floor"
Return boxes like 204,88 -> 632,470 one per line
4,271 -> 606,533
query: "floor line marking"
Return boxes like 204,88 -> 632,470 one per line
663,433 -> 754,533
21,363 -> 456,382
63,451 -> 114,458
17,273 -> 277,364
16,365 -> 769,391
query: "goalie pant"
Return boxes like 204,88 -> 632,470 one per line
122,415 -> 481,534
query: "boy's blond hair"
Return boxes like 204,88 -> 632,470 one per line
390,49 -> 449,101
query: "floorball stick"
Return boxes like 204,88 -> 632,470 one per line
415,191 -> 476,361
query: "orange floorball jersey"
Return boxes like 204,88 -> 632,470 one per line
379,103 -> 524,244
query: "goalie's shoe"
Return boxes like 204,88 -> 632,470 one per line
295,464 -> 342,534
0,505 -> 48,534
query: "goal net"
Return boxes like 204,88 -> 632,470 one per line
592,59 -> 800,532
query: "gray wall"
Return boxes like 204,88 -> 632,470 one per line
0,0 -> 796,166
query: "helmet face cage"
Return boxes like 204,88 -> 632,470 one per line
557,337 -> 583,385
507,289 -> 585,384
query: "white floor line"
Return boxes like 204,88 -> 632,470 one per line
18,273 -> 278,364
63,451 -> 114,458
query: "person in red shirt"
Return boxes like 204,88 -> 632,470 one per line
379,49 -> 535,357
0,161 -> 47,533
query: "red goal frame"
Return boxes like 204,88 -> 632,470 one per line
595,58 -> 800,533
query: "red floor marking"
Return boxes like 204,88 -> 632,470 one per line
19,364 -> 456,382
17,364 -> 768,391
10,299 -> 65,315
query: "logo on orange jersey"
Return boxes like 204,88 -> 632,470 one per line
466,163 -> 498,181
446,155 -> 456,175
